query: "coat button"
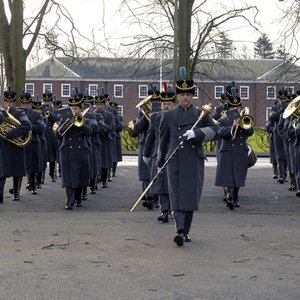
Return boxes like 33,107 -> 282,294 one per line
180,145 -> 183,148
192,145 -> 195,148
232,144 -> 235,146
70,146 -> 73,148
79,138 -> 81,141
240,143 -> 242,145
179,136 -> 182,139
69,138 -> 72,140
78,146 -> 81,148
178,127 -> 181,130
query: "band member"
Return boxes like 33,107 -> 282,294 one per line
0,87 -> 32,202
157,70 -> 219,246
42,91 -> 60,182
56,93 -> 92,210
132,88 -> 159,209
109,99 -> 124,177
31,98 -> 48,188
19,92 -> 44,195
215,83 -> 254,210
143,89 -> 176,223
266,100 -> 279,179
94,94 -> 115,188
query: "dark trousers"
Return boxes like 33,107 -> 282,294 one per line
90,177 -> 97,190
278,159 -> 287,179
101,168 -> 108,183
172,210 -> 194,235
13,177 -> 22,196
159,193 -> 170,212
0,177 -> 6,203
65,186 -> 82,207
228,187 -> 240,202
112,162 -> 117,176
49,161 -> 56,178
27,173 -> 36,189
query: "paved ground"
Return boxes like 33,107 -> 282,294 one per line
0,157 -> 299,300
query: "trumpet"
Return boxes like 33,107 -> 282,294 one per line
56,107 -> 89,137
0,105 -> 32,147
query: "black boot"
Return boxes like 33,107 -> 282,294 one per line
233,187 -> 240,208
288,174 -> 297,191
81,187 -> 87,200
12,177 -> 22,201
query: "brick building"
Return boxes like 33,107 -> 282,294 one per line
25,57 -> 300,127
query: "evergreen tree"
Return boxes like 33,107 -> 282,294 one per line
215,31 -> 234,59
254,33 -> 275,59
275,44 -> 290,59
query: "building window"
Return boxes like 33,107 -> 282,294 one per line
139,85 -> 148,98
43,83 -> 52,94
61,84 -> 70,97
114,84 -> 123,98
89,84 -> 98,96
240,86 -> 249,99
25,83 -> 34,96
286,86 -> 294,94
116,105 -> 124,117
193,87 -> 199,98
215,86 -> 224,99
266,107 -> 272,121
267,86 -> 276,100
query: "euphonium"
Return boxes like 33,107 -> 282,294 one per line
0,105 -> 32,147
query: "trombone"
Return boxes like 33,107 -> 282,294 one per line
231,107 -> 254,139
56,107 -> 89,137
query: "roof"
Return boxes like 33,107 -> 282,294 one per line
26,57 -> 300,83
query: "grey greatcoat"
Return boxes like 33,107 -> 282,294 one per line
157,104 -> 219,211
0,108 -> 32,177
115,115 -> 124,162
20,108 -> 44,174
57,119 -> 92,188
144,111 -> 168,194
107,106 -> 118,163
215,115 -> 254,188
132,111 -> 150,181
98,110 -> 115,168
294,117 -> 300,181
266,104 -> 277,165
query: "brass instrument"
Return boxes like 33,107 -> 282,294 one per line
136,95 -> 152,122
0,105 -> 32,147
42,110 -> 50,118
231,107 -> 254,139
126,119 -> 136,137
57,107 -> 89,137
283,95 -> 300,119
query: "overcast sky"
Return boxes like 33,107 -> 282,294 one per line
23,0 -> 294,65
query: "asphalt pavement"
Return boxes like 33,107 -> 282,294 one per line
0,156 -> 299,300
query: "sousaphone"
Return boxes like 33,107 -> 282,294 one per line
283,95 -> 300,119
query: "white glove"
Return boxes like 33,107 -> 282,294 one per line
143,156 -> 151,165
183,129 -> 195,140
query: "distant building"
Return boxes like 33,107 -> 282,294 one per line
26,57 -> 300,127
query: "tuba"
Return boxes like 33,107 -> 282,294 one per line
0,105 -> 32,147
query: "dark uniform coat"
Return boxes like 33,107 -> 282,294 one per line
144,111 -> 168,194
266,104 -> 277,165
0,108 -> 32,177
115,115 -> 124,162
20,108 -> 44,173
107,106 -> 118,163
132,111 -> 150,181
293,117 -> 300,180
57,119 -> 93,188
98,110 -> 115,168
157,104 -> 219,211
215,114 -> 254,188
43,107 -> 60,162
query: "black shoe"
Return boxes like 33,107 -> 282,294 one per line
157,212 -> 169,223
296,190 -> 300,197
234,201 -> 240,208
31,188 -> 37,195
36,184 -> 41,189
284,177 -> 289,182
13,194 -> 20,201
107,177 -> 112,182
277,178 -> 284,184
76,201 -> 82,207
102,183 -> 108,188
51,176 -> 56,182
65,205 -> 73,210
174,233 -> 184,246
153,200 -> 160,208
183,234 -> 191,242
227,197 -> 234,210
26,184 -> 32,191
82,194 -> 87,201
0,195 -> 3,203
142,200 -> 153,209
90,189 -> 96,194
9,188 -> 13,195
288,184 -> 296,191
273,174 -> 278,179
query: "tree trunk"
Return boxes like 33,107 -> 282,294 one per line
175,0 -> 194,81
11,0 -> 25,97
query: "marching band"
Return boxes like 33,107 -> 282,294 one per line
0,75 -> 298,247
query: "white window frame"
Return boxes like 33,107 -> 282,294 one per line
114,84 -> 123,98
267,86 -> 276,100
193,87 -> 199,98
61,84 -> 71,97
215,86 -> 224,99
116,105 -> 124,117
89,84 -> 98,97
139,85 -> 148,98
266,107 -> 272,121
25,83 -> 34,96
286,86 -> 294,94
43,83 -> 52,94
240,86 -> 249,100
